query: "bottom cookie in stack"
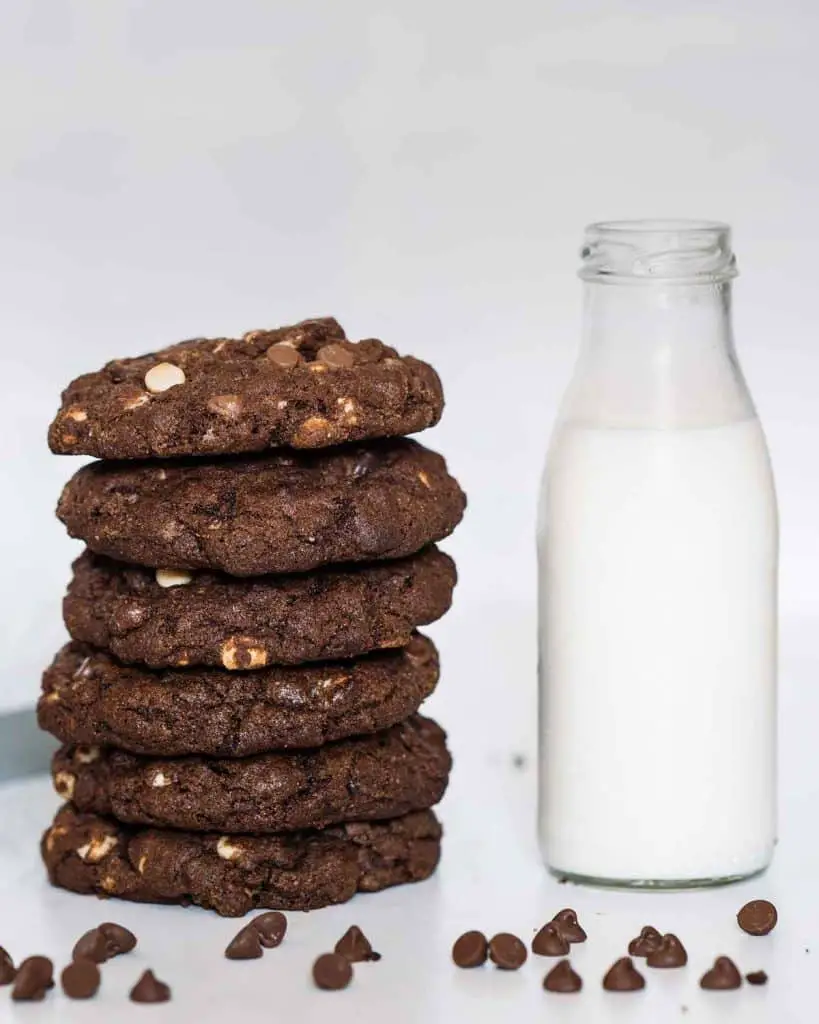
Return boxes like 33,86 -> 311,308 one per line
43,804 -> 442,917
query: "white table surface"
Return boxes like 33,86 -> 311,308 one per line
0,600 -> 815,1024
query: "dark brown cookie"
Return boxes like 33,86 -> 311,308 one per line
39,636 -> 439,756
48,318 -> 444,459
52,715 -> 451,833
56,440 -> 465,577
63,546 -> 456,668
42,803 -> 443,917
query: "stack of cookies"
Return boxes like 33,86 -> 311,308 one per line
38,318 -> 465,916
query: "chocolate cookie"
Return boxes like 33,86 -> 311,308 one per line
63,546 -> 456,668
53,715 -> 451,833
57,440 -> 465,577
39,636 -> 439,756
49,318 -> 444,459
43,803 -> 442,916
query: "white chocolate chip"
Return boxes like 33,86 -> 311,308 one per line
74,746 -> 100,764
144,362 -> 186,394
151,771 -> 171,788
276,399 -> 288,410
65,407 -> 87,422
216,837 -> 243,862
45,825 -> 68,853
54,771 -> 76,800
155,568 -> 193,588
417,471 -> 432,489
220,638 -> 268,671
77,834 -> 118,864
100,876 -> 118,893
137,854 -> 148,874
207,394 -> 242,419
44,690 -> 61,704
123,393 -> 151,411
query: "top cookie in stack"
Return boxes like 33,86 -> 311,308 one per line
40,317 -> 465,916
48,317 -> 443,459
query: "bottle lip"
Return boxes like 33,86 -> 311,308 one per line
579,219 -> 738,283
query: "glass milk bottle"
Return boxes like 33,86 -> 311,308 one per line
538,221 -> 778,887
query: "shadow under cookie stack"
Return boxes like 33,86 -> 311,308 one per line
39,318 -> 465,916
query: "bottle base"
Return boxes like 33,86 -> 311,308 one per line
548,864 -> 769,892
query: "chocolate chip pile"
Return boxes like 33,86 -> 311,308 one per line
37,318 -> 466,916
451,899 -> 778,996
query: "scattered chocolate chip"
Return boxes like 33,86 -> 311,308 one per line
488,933 -> 528,970
532,922 -> 570,957
0,947 -> 16,985
646,934 -> 688,968
225,925 -> 263,960
73,928 -> 109,964
737,899 -> 778,936
335,926 -> 379,963
552,908 -> 587,943
700,956 -> 742,990
313,952 -> 353,991
746,970 -> 768,986
603,957 -> 646,992
544,959 -> 583,992
130,969 -> 171,1003
12,957 -> 54,1001
99,922 -> 137,957
628,925 -> 664,957
251,911 -> 288,949
266,343 -> 303,368
452,931 -> 488,968
61,959 -> 101,999
317,343 -> 355,368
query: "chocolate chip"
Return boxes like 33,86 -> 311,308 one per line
603,957 -> 646,991
488,933 -> 528,970
746,970 -> 769,986
317,343 -> 355,368
737,899 -> 778,936
0,946 -> 16,985
543,960 -> 583,992
451,931 -> 488,968
225,925 -> 263,960
251,911 -> 287,949
12,956 -> 54,1001
313,952 -> 353,991
646,934 -> 688,968
700,956 -> 742,990
73,928 -> 109,964
552,908 -> 587,943
266,343 -> 302,368
130,969 -> 171,1003
628,925 -> 663,957
61,959 -> 101,1000
532,922 -> 570,957
99,921 -> 137,957
335,926 -> 379,963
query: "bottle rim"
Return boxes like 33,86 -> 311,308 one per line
580,219 -> 738,284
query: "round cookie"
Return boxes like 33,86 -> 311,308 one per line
56,439 -> 466,577
63,547 -> 456,668
48,318 -> 444,459
52,715 -> 451,834
39,635 -> 439,756
43,803 -> 442,917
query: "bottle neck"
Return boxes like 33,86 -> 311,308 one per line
560,280 -> 756,430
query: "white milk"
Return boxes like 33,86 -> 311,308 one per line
538,416 -> 777,883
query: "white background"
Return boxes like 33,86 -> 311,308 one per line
0,2 -> 817,1021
